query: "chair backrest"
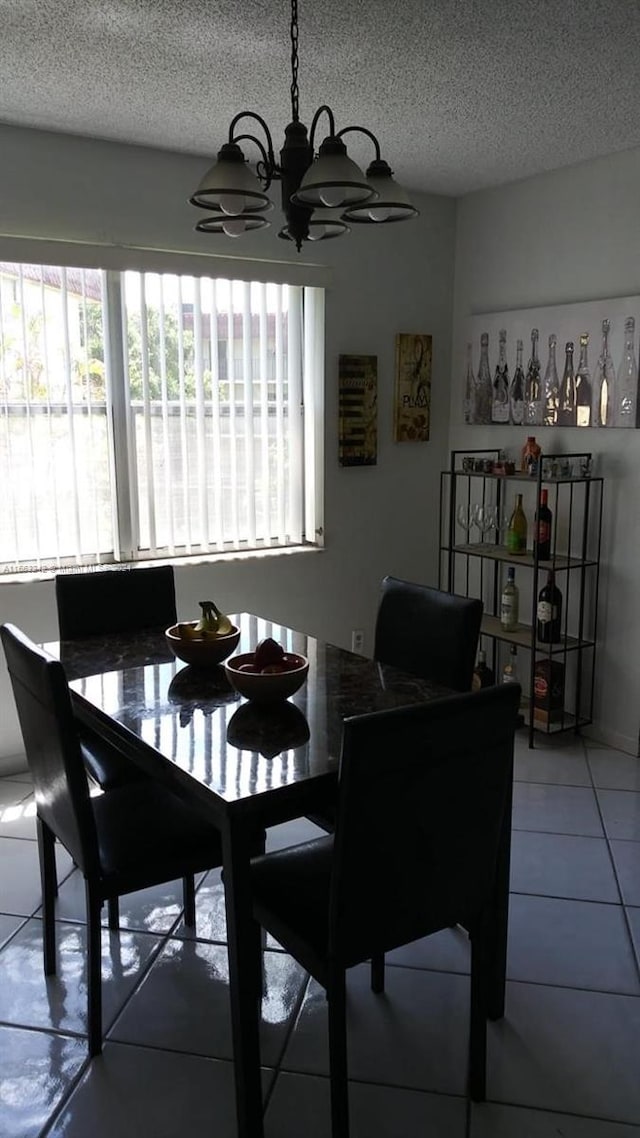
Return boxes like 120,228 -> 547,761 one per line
1,623 -> 99,876
374,575 -> 483,691
330,683 -> 521,964
55,565 -> 177,639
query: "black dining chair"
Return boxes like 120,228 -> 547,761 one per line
308,576 -> 484,835
374,575 -> 483,692
55,565 -> 177,791
1,621 -> 232,1057
251,683 -> 521,1137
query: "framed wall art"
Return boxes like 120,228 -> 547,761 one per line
463,295 -> 640,428
394,333 -> 432,442
338,354 -> 377,466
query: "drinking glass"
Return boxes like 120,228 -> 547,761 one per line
495,507 -> 510,545
456,503 -> 473,541
480,503 -> 497,541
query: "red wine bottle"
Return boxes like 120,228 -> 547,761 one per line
534,489 -> 552,561
536,571 -> 562,643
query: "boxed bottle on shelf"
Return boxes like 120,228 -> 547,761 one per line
533,658 -> 565,724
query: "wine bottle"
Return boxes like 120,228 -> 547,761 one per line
463,341 -> 475,424
536,570 -> 562,643
575,333 -> 592,427
502,645 -> 519,685
524,328 -> 543,426
594,318 -> 616,428
500,567 -> 519,630
491,329 -> 510,423
509,338 -> 525,425
534,489 -> 552,561
507,494 -> 527,555
472,649 -> 496,690
558,341 -> 577,427
615,316 -> 638,428
543,333 -> 560,426
475,333 -> 493,425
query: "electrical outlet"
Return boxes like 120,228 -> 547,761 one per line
351,629 -> 364,654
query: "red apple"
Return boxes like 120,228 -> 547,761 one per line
254,637 -> 284,670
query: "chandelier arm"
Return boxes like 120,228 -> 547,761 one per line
228,112 -> 278,168
231,133 -> 280,190
308,104 -> 336,151
336,125 -> 382,162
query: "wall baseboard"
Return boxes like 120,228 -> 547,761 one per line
582,724 -> 639,757
0,751 -> 28,777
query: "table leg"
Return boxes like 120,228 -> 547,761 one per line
222,820 -> 265,1138
487,770 -> 513,1020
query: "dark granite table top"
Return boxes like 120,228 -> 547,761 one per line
46,613 -> 450,814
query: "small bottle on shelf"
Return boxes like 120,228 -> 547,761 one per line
534,489 -> 553,561
536,570 -> 563,643
500,567 -> 520,631
472,649 -> 496,690
502,645 -> 519,685
507,494 -> 527,555
521,435 -> 541,474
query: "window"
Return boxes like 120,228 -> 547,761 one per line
0,262 -> 324,573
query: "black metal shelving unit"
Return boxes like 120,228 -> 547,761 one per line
439,448 -> 603,748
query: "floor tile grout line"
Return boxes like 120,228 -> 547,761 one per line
583,747 -> 640,981
263,972 -> 313,1116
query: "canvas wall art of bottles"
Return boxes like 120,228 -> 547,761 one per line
463,296 -> 640,427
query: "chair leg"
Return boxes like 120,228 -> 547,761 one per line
37,817 -> 57,975
85,882 -> 103,1057
469,920 -> 489,1102
107,897 -> 120,931
182,875 -> 196,928
327,966 -> 350,1138
370,953 -> 385,994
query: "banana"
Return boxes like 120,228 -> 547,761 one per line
194,600 -> 234,638
195,601 -> 219,635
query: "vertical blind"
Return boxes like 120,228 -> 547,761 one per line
0,262 -> 323,572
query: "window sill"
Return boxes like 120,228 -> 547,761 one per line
0,543 -> 324,586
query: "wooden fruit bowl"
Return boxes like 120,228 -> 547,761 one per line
165,622 -> 240,667
225,652 -> 309,703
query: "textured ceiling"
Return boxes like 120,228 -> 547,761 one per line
1,0 -> 640,196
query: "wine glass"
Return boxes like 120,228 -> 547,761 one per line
479,503 -> 497,543
471,503 -> 485,542
495,507 -> 510,546
456,503 -> 473,542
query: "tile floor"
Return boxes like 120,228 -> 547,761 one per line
1,732 -> 639,1138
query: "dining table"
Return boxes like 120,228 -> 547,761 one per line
46,611 -> 511,1138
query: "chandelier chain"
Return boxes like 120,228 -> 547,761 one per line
290,0 -> 299,122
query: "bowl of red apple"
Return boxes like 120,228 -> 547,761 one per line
224,637 -> 308,704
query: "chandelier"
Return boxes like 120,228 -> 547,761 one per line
189,0 -> 419,252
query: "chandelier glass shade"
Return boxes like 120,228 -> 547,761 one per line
189,0 -> 418,251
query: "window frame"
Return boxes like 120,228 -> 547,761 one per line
0,259 -> 325,575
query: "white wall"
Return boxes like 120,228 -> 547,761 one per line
450,147 -> 640,754
0,125 -> 456,763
